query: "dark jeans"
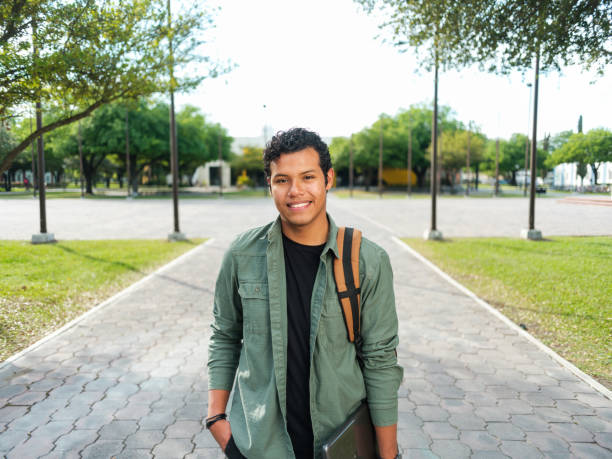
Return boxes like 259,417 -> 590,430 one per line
225,435 -> 246,459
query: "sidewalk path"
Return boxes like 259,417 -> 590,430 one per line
0,199 -> 610,458
1,194 -> 611,240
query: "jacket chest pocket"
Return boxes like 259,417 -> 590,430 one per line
320,298 -> 349,349
238,282 -> 270,335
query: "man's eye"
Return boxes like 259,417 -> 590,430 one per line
275,178 -> 287,184
305,175 -> 315,180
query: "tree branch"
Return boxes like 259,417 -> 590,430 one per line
0,92 -> 127,174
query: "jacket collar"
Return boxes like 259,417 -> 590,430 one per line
266,213 -> 340,260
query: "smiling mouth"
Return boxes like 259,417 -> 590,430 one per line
288,202 -> 311,209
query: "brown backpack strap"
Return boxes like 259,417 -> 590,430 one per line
333,227 -> 362,343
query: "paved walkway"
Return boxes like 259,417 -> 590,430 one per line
0,199 -> 611,458
2,194 -> 612,240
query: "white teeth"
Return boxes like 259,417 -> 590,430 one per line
289,202 -> 309,208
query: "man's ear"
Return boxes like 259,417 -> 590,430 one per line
326,168 -> 334,191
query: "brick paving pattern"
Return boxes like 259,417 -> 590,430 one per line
0,197 -> 610,458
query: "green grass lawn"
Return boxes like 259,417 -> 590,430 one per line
0,239 -> 204,361
402,236 -> 612,389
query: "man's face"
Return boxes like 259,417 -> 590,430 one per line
268,147 -> 334,232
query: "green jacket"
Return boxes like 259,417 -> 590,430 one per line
208,214 -> 403,458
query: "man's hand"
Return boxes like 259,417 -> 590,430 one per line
208,389 -> 232,450
210,419 -> 232,451
375,424 -> 399,459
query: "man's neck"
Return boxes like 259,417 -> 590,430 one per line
280,215 -> 329,246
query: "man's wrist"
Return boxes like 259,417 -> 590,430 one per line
377,452 -> 401,459
205,412 -> 227,430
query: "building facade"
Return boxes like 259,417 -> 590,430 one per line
553,162 -> 612,190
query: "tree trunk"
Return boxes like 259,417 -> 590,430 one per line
591,163 -> 599,185
475,163 -> 480,190
415,166 -> 427,188
84,170 -> 94,194
368,167 -> 375,191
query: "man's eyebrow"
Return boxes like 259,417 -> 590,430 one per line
272,170 -> 317,177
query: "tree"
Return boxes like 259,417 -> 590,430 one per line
476,1 -> 612,232
177,108 -> 230,181
45,100 -> 232,194
584,129 -> 612,184
547,133 -> 589,189
0,0 -> 228,174
547,129 -> 612,187
550,130 -> 573,152
396,105 -> 462,188
354,0 -> 493,234
331,104 -> 462,190
0,123 -> 16,190
49,105 -> 122,194
437,129 -> 485,188
482,134 -> 525,186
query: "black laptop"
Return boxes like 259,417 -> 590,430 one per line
321,402 -> 377,459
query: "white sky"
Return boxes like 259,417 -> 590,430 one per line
176,0 -> 612,141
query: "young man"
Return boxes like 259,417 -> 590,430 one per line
207,128 -> 403,458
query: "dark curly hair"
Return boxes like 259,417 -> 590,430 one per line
263,128 -> 332,184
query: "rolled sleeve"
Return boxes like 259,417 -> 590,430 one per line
359,248 -> 404,427
207,248 -> 243,391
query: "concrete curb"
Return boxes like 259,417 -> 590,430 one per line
0,238 -> 215,371
391,236 -> 612,401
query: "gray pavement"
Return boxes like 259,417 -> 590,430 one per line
0,197 -> 611,458
1,193 -> 611,240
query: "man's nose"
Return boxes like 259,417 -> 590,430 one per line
288,180 -> 303,196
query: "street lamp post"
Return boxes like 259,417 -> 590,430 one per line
424,55 -> 442,240
31,100 -> 55,244
125,108 -> 131,199
31,18 -> 54,244
521,47 -> 543,240
30,114 -> 36,198
407,117 -> 412,197
437,121 -> 442,196
167,0 -> 185,241
495,138 -> 500,196
524,82 -> 533,197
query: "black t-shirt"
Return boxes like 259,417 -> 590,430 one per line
282,233 -> 325,459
